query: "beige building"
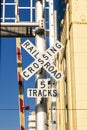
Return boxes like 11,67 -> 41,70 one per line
53,0 -> 87,130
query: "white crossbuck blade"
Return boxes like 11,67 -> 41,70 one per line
21,40 -> 64,81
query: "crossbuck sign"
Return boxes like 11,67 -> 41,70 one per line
21,40 -> 64,81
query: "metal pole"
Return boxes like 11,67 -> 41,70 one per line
15,0 -> 25,130
35,0 -> 47,130
2,0 -> 5,22
49,1 -> 57,130
30,0 -> 33,22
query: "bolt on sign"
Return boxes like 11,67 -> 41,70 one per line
27,79 -> 59,97
21,40 -> 64,81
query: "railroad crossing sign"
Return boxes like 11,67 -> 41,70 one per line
21,40 -> 64,81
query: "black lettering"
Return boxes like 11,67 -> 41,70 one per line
32,50 -> 37,54
44,62 -> 50,68
34,52 -> 40,59
51,70 -> 57,76
33,89 -> 37,96
27,46 -> 33,52
55,73 -> 61,79
33,63 -> 39,68
50,47 -> 57,54
48,90 -> 52,96
28,67 -> 34,73
46,51 -> 52,56
40,80 -> 45,89
43,54 -> 49,60
23,41 -> 30,48
55,42 -> 61,49
38,90 -> 42,96
38,58 -> 44,64
53,89 -> 58,97
23,71 -> 29,77
48,66 -> 54,72
29,89 -> 32,96
43,89 -> 47,97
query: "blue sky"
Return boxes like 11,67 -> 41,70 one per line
0,38 -> 20,130
0,0 -> 48,129
0,0 -> 66,130
0,0 -> 37,129
0,37 -> 36,130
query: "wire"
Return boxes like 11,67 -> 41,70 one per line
0,108 -> 35,110
0,108 -> 18,110
49,109 -> 87,110
0,108 -> 87,111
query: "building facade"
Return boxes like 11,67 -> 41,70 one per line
56,0 -> 87,130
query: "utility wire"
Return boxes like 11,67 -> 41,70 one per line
0,108 -> 18,110
0,108 -> 87,110
0,108 -> 34,110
